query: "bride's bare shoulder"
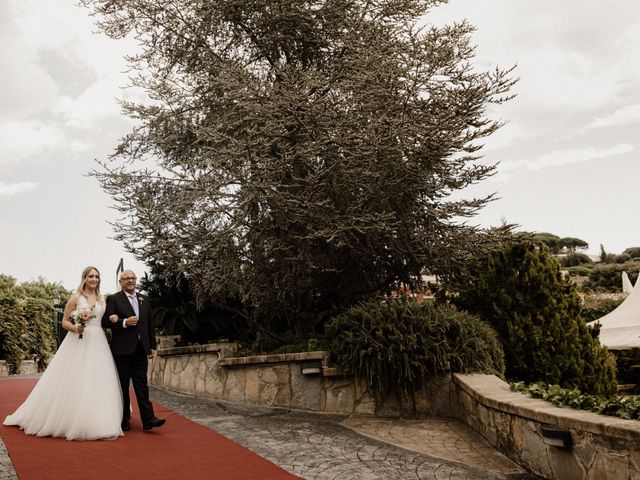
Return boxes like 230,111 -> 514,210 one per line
65,292 -> 79,310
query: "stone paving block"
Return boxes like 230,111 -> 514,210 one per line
0,440 -> 17,480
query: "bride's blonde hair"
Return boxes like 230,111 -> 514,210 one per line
76,266 -> 101,297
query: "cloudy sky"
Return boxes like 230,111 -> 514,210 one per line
1,1 -> 639,291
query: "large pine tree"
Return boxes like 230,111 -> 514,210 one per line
81,0 -> 515,337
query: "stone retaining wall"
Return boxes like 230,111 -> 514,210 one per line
149,343 -> 454,417
453,373 -> 640,480
0,360 -> 38,377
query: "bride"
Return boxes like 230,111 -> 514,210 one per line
3,266 -> 123,440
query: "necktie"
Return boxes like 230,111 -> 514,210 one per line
128,294 -> 139,317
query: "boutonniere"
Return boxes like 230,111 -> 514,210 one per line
137,296 -> 144,304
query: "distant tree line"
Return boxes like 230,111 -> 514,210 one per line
521,231 -> 640,293
526,232 -> 589,253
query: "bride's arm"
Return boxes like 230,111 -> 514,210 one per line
101,294 -> 125,329
61,295 -> 83,334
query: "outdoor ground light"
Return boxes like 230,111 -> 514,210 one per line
299,361 -> 323,375
540,426 -> 572,449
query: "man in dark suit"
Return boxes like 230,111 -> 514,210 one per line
102,270 -> 166,432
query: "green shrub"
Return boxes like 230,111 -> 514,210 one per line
611,348 -> 640,386
0,293 -> 29,373
327,298 -> 505,401
511,381 -> 640,419
0,275 -> 65,373
455,240 -> 617,396
587,261 -> 640,292
623,247 -> 640,259
581,297 -> 623,323
615,253 -> 632,264
566,265 -> 593,276
561,252 -> 592,267
21,298 -> 55,370
268,336 -> 330,354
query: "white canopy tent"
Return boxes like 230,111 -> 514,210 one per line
623,271 -> 634,294
589,272 -> 640,350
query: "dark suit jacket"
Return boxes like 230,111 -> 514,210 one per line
102,290 -> 156,355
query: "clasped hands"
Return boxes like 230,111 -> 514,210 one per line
108,314 -> 139,326
107,314 -> 154,359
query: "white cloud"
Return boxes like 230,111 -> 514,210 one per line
500,143 -> 634,173
486,171 -> 512,184
0,51 -> 60,120
530,143 -> 634,170
0,120 -> 91,166
588,104 -> 640,129
1,0 -> 138,126
481,118 -> 528,151
427,1 -> 640,144
0,181 -> 38,197
515,50 -> 612,111
0,4 -> 61,120
53,81 -> 123,128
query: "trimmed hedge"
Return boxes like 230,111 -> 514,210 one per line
0,275 -> 68,373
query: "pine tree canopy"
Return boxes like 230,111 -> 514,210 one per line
82,0 -> 515,335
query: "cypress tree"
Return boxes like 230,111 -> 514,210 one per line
457,240 -> 616,396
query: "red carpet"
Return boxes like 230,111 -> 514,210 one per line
0,378 -> 301,479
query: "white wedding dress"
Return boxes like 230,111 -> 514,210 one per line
3,294 -> 123,440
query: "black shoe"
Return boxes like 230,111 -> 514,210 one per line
143,417 -> 166,431
121,419 -> 131,431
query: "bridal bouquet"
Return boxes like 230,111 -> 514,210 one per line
69,305 -> 96,339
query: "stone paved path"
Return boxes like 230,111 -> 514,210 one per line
341,417 -> 523,476
151,387 -> 539,480
0,380 -> 539,479
0,440 -> 18,480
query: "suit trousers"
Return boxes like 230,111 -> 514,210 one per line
114,341 -> 154,424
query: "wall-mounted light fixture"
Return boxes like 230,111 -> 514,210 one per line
540,426 -> 572,449
300,361 -> 323,375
